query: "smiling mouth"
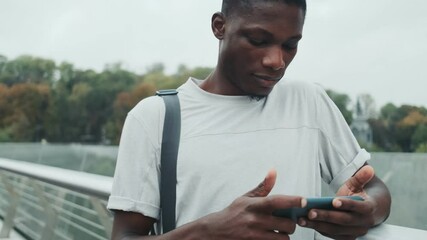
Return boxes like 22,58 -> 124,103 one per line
253,74 -> 282,88
253,74 -> 282,82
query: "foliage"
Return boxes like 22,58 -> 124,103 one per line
372,104 -> 427,152
358,139 -> 384,152
0,128 -> 11,142
412,124 -> 427,152
1,53 -> 426,151
415,143 -> 427,153
380,103 -> 397,125
0,55 -> 212,144
0,83 -> 51,141
326,89 -> 353,124
0,55 -> 56,86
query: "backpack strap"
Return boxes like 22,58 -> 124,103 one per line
156,89 -> 180,234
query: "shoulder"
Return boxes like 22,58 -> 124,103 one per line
269,80 -> 337,127
279,80 -> 324,93
120,95 -> 166,150
128,95 -> 166,124
273,80 -> 327,103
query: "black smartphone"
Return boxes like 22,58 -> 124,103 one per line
272,196 -> 364,221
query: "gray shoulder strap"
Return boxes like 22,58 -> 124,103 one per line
156,89 -> 180,234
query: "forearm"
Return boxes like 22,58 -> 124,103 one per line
113,171 -> 302,240
365,175 -> 392,225
111,209 -> 206,240
115,220 -> 205,240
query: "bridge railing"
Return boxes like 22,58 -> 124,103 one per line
0,157 -> 113,240
1,157 -> 427,240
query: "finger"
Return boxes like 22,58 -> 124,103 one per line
261,215 -> 297,234
257,195 -> 305,212
268,216 -> 296,234
304,209 -> 362,226
332,197 -> 375,215
299,218 -> 368,238
345,165 -> 375,194
244,169 -> 277,197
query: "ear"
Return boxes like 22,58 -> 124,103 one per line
211,12 -> 226,40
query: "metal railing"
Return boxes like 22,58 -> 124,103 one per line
1,157 -> 427,240
0,157 -> 113,240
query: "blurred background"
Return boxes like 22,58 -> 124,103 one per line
0,0 -> 426,237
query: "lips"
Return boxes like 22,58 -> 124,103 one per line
253,74 -> 282,88
253,74 -> 282,81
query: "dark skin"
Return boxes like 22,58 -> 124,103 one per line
299,164 -> 391,240
111,2 -> 391,240
112,170 -> 305,240
201,1 -> 304,97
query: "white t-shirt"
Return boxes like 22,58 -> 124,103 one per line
107,78 -> 370,239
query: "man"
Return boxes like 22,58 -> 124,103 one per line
107,0 -> 391,239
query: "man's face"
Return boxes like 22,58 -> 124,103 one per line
213,2 -> 305,97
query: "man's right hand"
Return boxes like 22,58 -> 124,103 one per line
198,169 -> 305,240
111,169 -> 305,240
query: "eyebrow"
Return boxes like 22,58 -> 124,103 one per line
241,26 -> 302,41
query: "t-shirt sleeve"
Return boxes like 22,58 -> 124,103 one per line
314,84 -> 371,192
107,96 -> 165,220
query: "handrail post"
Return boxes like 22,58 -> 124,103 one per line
0,173 -> 20,238
90,197 -> 113,239
32,181 -> 59,240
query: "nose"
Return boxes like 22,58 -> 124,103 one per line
262,46 -> 285,71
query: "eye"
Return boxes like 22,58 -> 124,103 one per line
283,42 -> 299,51
283,44 -> 297,51
247,37 -> 268,47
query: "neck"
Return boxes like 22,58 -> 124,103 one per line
200,68 -> 227,95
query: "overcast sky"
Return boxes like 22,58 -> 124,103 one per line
1,0 -> 426,108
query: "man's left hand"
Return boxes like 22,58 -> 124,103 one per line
298,165 -> 378,240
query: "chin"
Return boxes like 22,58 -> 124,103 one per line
250,87 -> 274,99
247,89 -> 271,101
248,95 -> 267,101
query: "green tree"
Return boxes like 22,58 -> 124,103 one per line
1,83 -> 51,141
0,55 -> 6,71
45,82 -> 70,141
57,62 -> 76,86
43,62 -> 139,143
0,83 -> 11,141
394,108 -> 427,152
0,55 -> 56,86
412,124 -> 427,152
145,63 -> 165,74
368,118 -> 400,152
173,64 -> 213,84
105,82 -> 157,144
326,90 -> 353,124
86,65 -> 137,142
380,103 -> 397,126
143,70 -> 176,90
11,53 -> 427,149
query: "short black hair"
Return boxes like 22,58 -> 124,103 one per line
221,0 -> 307,17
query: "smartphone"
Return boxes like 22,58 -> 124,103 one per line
272,196 -> 364,221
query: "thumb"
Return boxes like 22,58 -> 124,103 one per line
344,165 -> 375,194
244,169 -> 277,197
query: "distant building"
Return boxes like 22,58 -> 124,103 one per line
350,98 -> 373,147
